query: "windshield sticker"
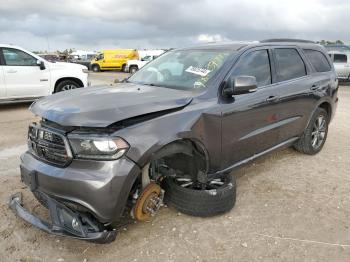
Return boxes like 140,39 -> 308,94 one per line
185,66 -> 211,77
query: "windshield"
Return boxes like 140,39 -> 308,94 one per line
128,49 -> 231,90
141,55 -> 152,61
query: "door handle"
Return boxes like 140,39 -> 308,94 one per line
310,84 -> 319,91
7,69 -> 17,73
266,95 -> 278,102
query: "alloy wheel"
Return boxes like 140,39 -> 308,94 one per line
61,84 -> 77,91
311,115 -> 327,149
174,177 -> 226,190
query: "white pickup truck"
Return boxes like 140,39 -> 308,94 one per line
0,44 -> 89,104
125,50 -> 165,74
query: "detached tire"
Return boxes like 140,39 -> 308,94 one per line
162,174 -> 236,217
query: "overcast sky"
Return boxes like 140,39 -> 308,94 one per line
0,0 -> 349,52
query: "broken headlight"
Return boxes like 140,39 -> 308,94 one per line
68,135 -> 129,160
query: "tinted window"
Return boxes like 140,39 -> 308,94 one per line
303,49 -> 331,72
333,54 -> 347,63
232,50 -> 271,87
275,48 -> 306,82
2,48 -> 37,66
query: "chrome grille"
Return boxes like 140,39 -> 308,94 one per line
28,124 -> 72,167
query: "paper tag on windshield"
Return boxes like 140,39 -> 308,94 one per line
185,66 -> 211,77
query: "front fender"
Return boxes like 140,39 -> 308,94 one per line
113,105 -> 221,171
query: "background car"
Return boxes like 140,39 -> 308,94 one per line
324,44 -> 350,52
0,44 -> 89,103
328,51 -> 350,81
38,54 -> 61,62
90,49 -> 139,72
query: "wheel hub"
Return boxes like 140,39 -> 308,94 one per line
133,183 -> 163,221
62,84 -> 76,91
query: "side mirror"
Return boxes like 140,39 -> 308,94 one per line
222,75 -> 257,97
37,60 -> 46,70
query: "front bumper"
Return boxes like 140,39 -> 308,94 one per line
19,152 -> 141,223
9,192 -> 117,243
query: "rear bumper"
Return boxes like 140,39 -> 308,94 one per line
9,192 -> 117,243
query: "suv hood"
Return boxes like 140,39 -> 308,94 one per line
30,84 -> 193,127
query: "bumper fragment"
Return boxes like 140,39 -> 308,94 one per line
9,192 -> 117,243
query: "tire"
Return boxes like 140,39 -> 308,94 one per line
55,80 -> 80,93
130,66 -> 138,74
162,174 -> 236,217
121,64 -> 126,72
91,64 -> 100,72
294,107 -> 329,155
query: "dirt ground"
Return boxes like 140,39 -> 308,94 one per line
0,74 -> 349,262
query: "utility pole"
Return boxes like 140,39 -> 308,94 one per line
46,36 -> 50,54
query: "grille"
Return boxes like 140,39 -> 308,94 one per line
28,124 -> 72,167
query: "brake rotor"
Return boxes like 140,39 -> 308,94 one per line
134,183 -> 163,221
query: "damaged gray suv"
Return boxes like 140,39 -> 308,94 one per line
10,39 -> 338,243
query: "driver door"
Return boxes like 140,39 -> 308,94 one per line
221,48 -> 282,169
1,47 -> 50,98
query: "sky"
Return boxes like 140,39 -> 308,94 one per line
0,0 -> 349,52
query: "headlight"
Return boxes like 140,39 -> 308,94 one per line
82,69 -> 89,73
68,135 -> 129,160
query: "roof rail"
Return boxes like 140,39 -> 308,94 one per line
260,38 -> 315,44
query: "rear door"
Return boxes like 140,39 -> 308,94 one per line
271,47 -> 317,143
1,47 -> 50,98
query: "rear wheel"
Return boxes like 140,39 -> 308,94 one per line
294,108 -> 329,155
91,64 -> 100,72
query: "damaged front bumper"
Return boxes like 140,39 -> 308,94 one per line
9,192 -> 117,243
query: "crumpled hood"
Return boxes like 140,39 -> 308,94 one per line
30,84 -> 193,127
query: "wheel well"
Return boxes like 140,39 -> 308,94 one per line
130,65 -> 138,69
127,139 -> 209,205
319,102 -> 332,119
54,77 -> 84,93
149,139 -> 208,179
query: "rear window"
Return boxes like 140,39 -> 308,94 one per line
274,48 -> 306,82
303,49 -> 331,72
333,54 -> 347,63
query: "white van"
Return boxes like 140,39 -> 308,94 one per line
0,44 -> 89,104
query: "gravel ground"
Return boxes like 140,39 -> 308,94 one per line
0,74 -> 349,262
